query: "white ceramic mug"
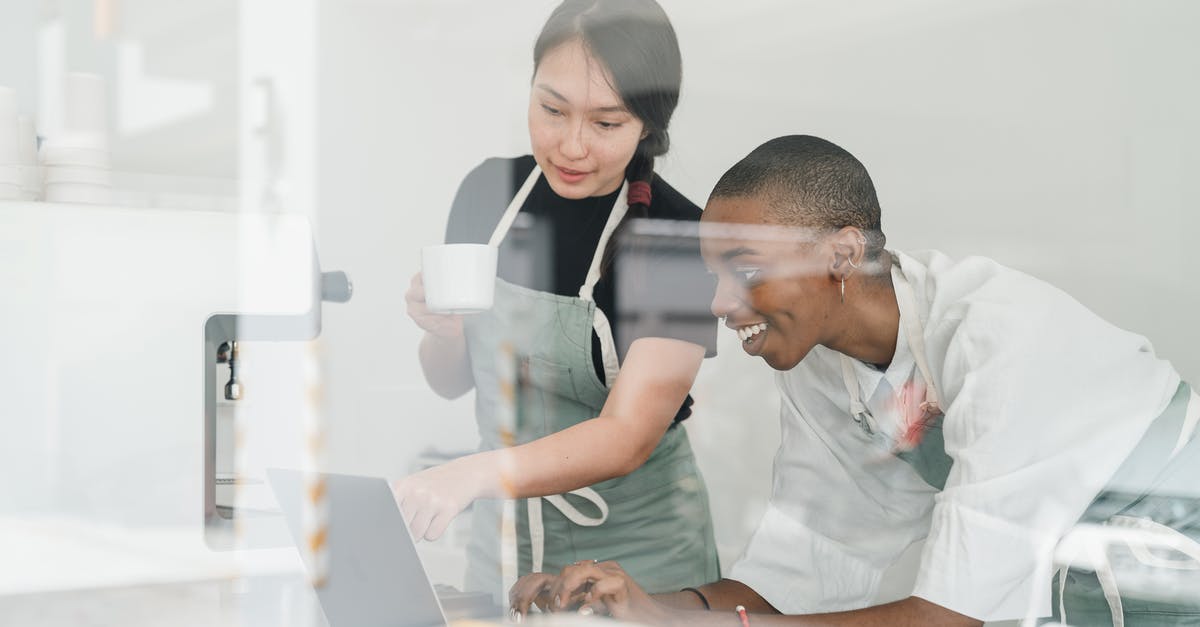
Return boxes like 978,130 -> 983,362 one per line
0,86 -> 18,166
421,243 -> 498,314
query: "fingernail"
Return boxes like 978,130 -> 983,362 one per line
579,606 -> 594,616
554,594 -> 562,608
516,610 -> 523,624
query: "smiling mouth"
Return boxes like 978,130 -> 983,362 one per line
556,165 -> 589,176
737,323 -> 768,343
734,323 -> 770,357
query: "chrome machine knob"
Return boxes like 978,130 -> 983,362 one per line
321,271 -> 353,303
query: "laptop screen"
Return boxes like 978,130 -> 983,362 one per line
268,469 -> 448,627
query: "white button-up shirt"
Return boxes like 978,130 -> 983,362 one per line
729,250 -> 1181,622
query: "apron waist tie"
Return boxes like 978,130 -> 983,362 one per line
527,487 -> 610,574
1055,388 -> 1200,627
1056,534 -> 1126,627
1057,507 -> 1200,627
1170,389 -> 1200,459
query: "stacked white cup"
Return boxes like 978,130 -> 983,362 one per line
17,115 -> 41,200
0,86 -> 21,200
41,73 -> 113,205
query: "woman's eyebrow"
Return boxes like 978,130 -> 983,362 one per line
535,84 -> 628,114
535,84 -> 568,102
721,246 -> 757,262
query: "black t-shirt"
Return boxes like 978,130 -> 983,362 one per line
445,155 -> 718,422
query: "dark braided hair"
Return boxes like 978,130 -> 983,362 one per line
533,0 -> 682,271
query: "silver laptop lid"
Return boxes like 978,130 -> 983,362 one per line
267,469 -> 447,627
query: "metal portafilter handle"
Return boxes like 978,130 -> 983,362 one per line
213,272 -> 350,404
217,341 -> 242,401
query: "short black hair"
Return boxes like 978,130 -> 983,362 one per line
710,135 -> 886,259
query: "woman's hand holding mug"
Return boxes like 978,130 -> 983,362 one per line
406,272 -> 465,339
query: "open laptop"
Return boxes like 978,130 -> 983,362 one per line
267,468 -> 451,627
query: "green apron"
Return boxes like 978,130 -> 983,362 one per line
1048,382 -> 1200,627
460,165 -> 719,604
842,255 -> 1200,626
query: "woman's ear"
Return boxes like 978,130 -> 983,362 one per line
828,227 -> 867,280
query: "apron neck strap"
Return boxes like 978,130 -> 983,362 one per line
487,164 -> 543,248
840,354 -> 878,434
486,164 -> 631,303
839,253 -> 942,428
891,256 -> 941,409
578,181 -> 629,301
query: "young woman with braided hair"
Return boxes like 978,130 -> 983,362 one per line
400,0 -> 720,606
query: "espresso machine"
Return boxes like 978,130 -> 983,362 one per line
0,199 -> 350,598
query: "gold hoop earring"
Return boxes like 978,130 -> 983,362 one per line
840,277 -> 845,304
847,257 -> 861,269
